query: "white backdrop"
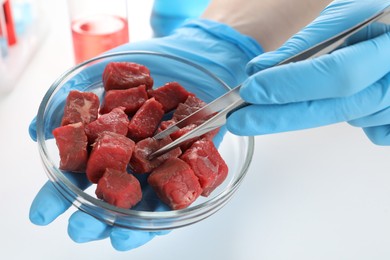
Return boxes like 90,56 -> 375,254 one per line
1,0 -> 389,259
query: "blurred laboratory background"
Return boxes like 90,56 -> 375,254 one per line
0,0 -> 389,259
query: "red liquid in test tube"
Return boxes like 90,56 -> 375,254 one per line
71,14 -> 129,64
3,0 -> 16,46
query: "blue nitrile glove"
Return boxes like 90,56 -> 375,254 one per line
226,0 -> 390,145
150,0 -> 210,37
29,19 -> 263,251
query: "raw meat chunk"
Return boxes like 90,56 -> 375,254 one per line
85,107 -> 129,143
148,82 -> 193,112
61,90 -> 100,126
169,123 -> 220,150
99,85 -> 148,115
168,123 -> 199,151
148,158 -> 202,210
127,98 -> 164,142
183,95 -> 207,108
172,95 -> 206,121
103,62 -> 153,91
86,131 -> 135,183
158,119 -> 220,152
157,119 -> 175,132
96,168 -> 142,209
52,122 -> 88,172
180,138 -> 228,197
129,137 -> 182,174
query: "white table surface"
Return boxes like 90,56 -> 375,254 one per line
1,0 -> 389,259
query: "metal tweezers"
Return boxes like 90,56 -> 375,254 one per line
149,6 -> 390,159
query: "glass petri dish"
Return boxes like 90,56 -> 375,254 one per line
36,51 -> 254,230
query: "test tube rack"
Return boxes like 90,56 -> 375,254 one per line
0,0 -> 48,94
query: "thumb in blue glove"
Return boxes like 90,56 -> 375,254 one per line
226,0 -> 390,146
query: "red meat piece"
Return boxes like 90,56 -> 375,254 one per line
183,95 -> 207,108
61,90 -> 100,126
159,118 -> 220,152
100,85 -> 148,115
52,122 -> 88,173
85,107 -> 129,143
148,158 -> 202,210
102,62 -> 153,91
148,82 -> 193,112
168,123 -> 199,151
96,168 -> 142,209
172,95 -> 206,121
127,98 -> 164,142
180,138 -> 228,197
86,131 -> 135,183
170,124 -> 220,152
129,137 -> 181,174
160,120 -> 219,142
157,119 -> 175,132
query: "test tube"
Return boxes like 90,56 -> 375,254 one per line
0,0 -> 8,58
67,0 -> 129,64
3,0 -> 16,46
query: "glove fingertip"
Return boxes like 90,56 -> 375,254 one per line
29,117 -> 38,142
110,229 -> 156,251
363,125 -> 390,146
245,56 -> 271,75
29,182 -> 71,225
212,125 -> 227,149
226,113 -> 247,136
155,230 -> 171,236
246,51 -> 291,75
68,211 -> 111,243
29,207 -> 48,226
